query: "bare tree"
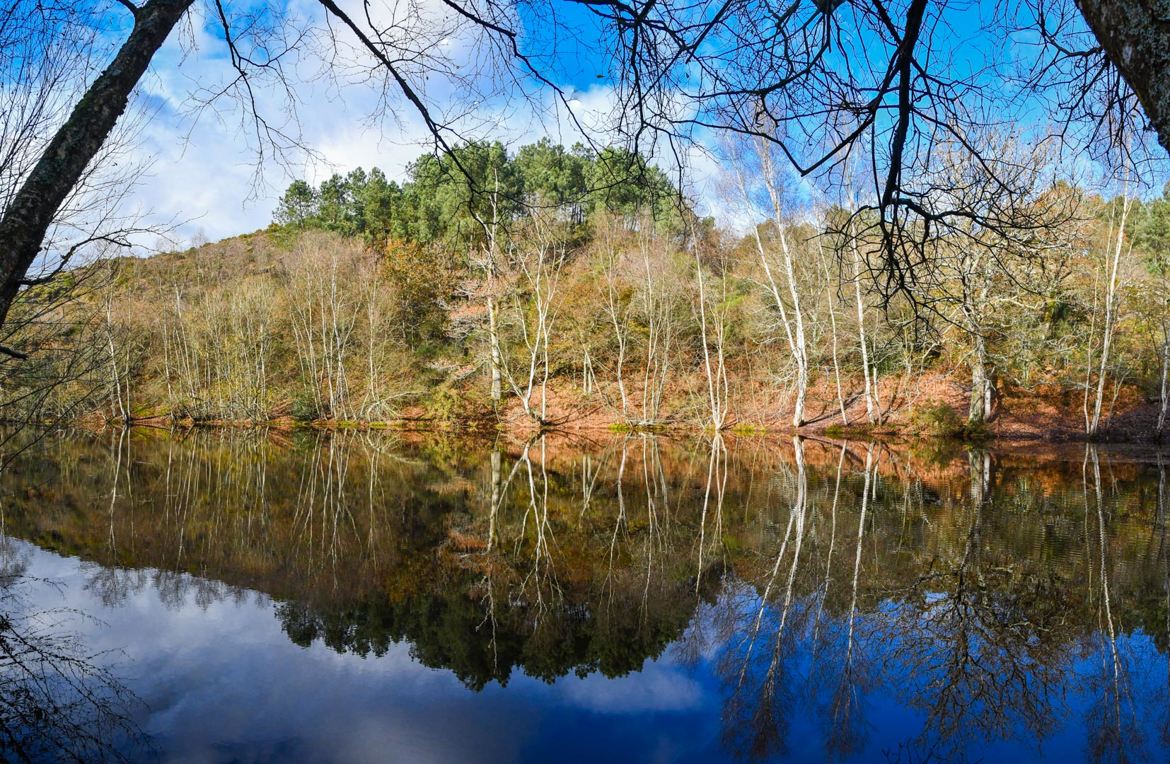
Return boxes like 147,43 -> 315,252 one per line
500,211 -> 566,425
593,0 -> 1170,298
289,235 -> 361,419
848,223 -> 883,424
638,229 -> 678,426
1159,315 -> 1169,437
1085,194 -> 1132,438
734,146 -> 809,428
598,217 -> 633,421
103,291 -> 132,424
693,239 -> 732,431
0,0 -> 195,331
1061,1 -> 1170,154
905,135 -> 1075,427
0,538 -> 146,762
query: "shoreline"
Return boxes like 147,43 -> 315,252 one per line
67,412 -> 1170,447
54,368 -> 1167,446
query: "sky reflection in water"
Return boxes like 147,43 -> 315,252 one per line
2,430 -> 1169,762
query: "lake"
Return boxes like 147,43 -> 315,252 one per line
1,429 -> 1168,762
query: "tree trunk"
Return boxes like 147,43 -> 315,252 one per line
1076,0 -> 1170,154
488,447 -> 501,551
694,251 -> 728,430
1158,328 -> 1169,436
1088,196 -> 1129,437
603,245 -> 631,421
0,0 -> 194,329
484,176 -> 504,408
851,234 -> 878,424
740,157 -> 808,429
825,278 -> 848,426
968,450 -> 994,509
488,296 -> 502,406
105,300 -> 128,424
968,333 -> 993,425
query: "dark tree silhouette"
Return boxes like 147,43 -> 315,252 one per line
0,1 -> 194,333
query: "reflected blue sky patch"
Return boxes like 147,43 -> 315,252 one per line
12,530 -> 1167,763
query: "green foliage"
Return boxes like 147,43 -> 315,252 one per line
271,140 -> 692,249
909,403 -> 990,441
274,180 -> 316,228
587,145 -> 684,234
1128,183 -> 1170,277
514,139 -> 589,210
910,403 -> 963,438
422,382 -> 488,426
291,390 -> 322,421
404,141 -> 522,245
275,168 -> 407,244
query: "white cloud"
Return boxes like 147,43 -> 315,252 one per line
7,536 -> 719,763
111,4 -> 734,249
556,663 -> 704,713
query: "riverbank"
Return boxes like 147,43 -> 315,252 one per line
83,369 -> 1167,444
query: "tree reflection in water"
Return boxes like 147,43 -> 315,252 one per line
1084,445 -> 1139,763
875,450 -> 1071,760
2,428 -> 1170,760
0,536 -> 144,762
824,443 -> 871,760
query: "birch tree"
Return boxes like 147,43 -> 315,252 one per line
848,223 -> 882,425
1085,195 -> 1132,438
500,213 -> 566,425
733,144 -> 809,428
693,242 -> 731,431
637,229 -> 678,425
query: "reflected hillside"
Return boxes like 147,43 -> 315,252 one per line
3,429 -> 1170,758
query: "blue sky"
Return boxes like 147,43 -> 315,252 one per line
117,0 -> 636,245
102,0 -> 1165,247
18,529 -> 1170,763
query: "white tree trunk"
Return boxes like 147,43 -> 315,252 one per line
1158,326 -> 1169,436
735,153 -> 808,428
850,235 -> 879,424
1088,195 -> 1130,437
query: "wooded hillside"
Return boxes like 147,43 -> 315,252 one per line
9,140 -> 1170,441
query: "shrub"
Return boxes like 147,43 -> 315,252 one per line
909,402 -> 990,441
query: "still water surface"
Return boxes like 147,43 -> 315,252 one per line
2,429 -> 1170,762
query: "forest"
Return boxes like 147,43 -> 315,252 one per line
4,2 -> 1170,444
7,2 -> 1170,761
7,138 -> 1169,441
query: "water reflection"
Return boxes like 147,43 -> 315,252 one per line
2,429 -> 1170,761
0,536 -> 145,762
